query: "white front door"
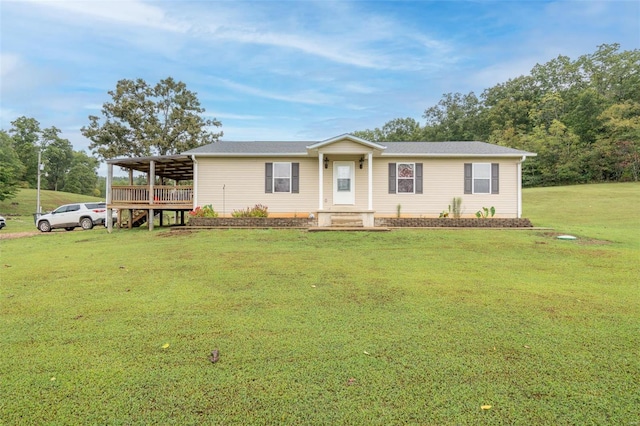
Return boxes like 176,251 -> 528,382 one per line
333,161 -> 355,205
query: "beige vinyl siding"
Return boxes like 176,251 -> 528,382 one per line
372,157 -> 520,217
321,141 -> 374,154
196,157 -> 318,216
195,155 -> 522,218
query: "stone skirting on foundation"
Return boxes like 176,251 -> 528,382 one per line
188,216 -> 533,228
188,217 -> 315,227
375,217 -> 533,228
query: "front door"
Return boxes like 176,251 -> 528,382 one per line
333,161 -> 355,205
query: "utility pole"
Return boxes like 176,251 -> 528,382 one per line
36,150 -> 42,214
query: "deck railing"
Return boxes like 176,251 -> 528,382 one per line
111,185 -> 193,205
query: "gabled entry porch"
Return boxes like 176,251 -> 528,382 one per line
306,135 -> 386,228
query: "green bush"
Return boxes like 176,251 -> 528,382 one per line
476,206 -> 496,218
188,204 -> 219,218
232,204 -> 269,218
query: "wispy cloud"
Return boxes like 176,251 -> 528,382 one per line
25,0 -> 186,32
204,112 -> 262,121
209,77 -> 339,106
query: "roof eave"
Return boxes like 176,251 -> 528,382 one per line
190,152 -> 309,157
380,153 -> 537,158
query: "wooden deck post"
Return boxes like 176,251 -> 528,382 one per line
106,163 -> 113,233
149,161 -> 155,231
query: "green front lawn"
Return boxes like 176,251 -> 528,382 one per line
1,183 -> 638,424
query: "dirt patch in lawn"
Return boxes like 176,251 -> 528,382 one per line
539,232 -> 612,245
0,231 -> 41,240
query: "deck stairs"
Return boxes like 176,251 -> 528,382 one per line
121,210 -> 160,228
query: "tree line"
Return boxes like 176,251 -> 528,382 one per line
0,117 -> 100,201
354,44 -> 640,186
1,77 -> 222,202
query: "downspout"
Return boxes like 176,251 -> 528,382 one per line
191,155 -> 198,209
318,153 -> 324,211
518,155 -> 526,218
367,152 -> 373,210
106,163 -> 113,233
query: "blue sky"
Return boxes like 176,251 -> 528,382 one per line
1,0 -> 638,173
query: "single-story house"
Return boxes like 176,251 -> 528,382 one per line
105,134 -> 535,229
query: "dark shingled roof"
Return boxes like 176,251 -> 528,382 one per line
183,140 -> 534,157
381,141 -> 533,156
184,141 -> 310,155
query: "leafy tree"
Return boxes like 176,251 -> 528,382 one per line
8,116 -> 41,187
563,89 -> 608,145
0,131 -> 25,201
353,118 -> 422,142
82,77 -> 223,160
63,151 -> 100,196
524,120 -> 583,186
530,92 -> 566,130
530,55 -> 585,95
422,92 -> 487,141
42,127 -> 73,191
591,102 -> 640,181
578,43 -> 640,102
481,75 -> 537,136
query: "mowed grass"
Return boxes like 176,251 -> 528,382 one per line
1,183 -> 639,425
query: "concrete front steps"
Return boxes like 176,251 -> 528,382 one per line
330,215 -> 364,227
308,226 -> 390,232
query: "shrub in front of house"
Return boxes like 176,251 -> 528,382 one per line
232,204 -> 269,218
189,205 -> 219,218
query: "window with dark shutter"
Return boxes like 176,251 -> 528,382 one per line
292,163 -> 299,193
491,163 -> 499,194
388,163 -> 396,194
464,163 -> 472,194
265,163 -> 273,193
415,163 -> 423,194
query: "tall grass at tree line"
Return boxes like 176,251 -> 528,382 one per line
1,182 -> 638,424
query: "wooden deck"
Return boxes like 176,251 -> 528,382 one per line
110,185 -> 193,210
105,155 -> 196,232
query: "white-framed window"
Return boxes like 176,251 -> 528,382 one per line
397,163 -> 415,194
273,162 -> 291,193
473,163 -> 491,194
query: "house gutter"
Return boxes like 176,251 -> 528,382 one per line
191,155 -> 198,209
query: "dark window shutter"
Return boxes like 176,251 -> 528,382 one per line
415,163 -> 423,194
388,163 -> 396,194
491,163 -> 499,194
464,163 -> 472,194
291,163 -> 299,193
265,163 -> 273,193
